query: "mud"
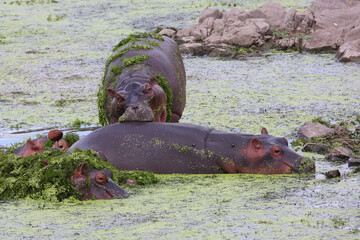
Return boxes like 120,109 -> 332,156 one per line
0,0 -> 359,239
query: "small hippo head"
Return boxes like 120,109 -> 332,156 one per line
52,139 -> 69,152
233,128 -> 315,174
71,164 -> 129,200
14,136 -> 47,157
107,77 -> 167,123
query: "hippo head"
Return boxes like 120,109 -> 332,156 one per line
71,164 -> 129,200
14,136 -> 47,157
107,77 -> 167,123
52,139 -> 69,152
233,128 -> 315,174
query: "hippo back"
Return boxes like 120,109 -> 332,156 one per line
70,122 -> 217,174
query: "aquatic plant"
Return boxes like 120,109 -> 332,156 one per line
63,133 -> 80,147
0,149 -> 158,202
156,73 -> 173,122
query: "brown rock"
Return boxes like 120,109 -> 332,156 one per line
302,27 -> 348,51
246,18 -> 271,35
179,43 -> 205,55
176,27 -> 193,38
48,129 -> 63,142
223,8 -> 245,25
199,8 -> 223,23
208,48 -> 234,57
308,0 -> 360,30
180,36 -> 197,43
204,35 -> 222,44
275,38 -> 298,49
324,170 -> 341,178
348,157 -> 360,167
329,146 -> 351,161
282,8 -> 298,30
221,23 -> 260,47
334,125 -> 351,135
336,39 -> 360,62
302,143 -> 331,155
256,2 -> 285,27
158,29 -> 176,38
298,122 -> 334,139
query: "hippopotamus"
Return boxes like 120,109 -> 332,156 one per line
98,33 -> 186,125
14,130 -> 69,157
70,122 -> 315,174
14,137 -> 48,157
71,164 -> 129,200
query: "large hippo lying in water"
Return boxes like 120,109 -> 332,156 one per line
98,33 -> 186,125
70,123 -> 315,174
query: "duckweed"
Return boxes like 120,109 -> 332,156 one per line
0,149 -> 158,202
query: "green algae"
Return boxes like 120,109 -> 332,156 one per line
0,149 -> 158,202
1,0 -> 360,238
112,32 -> 164,52
63,133 -> 80,147
1,173 -> 359,239
121,54 -> 150,67
156,73 -> 173,122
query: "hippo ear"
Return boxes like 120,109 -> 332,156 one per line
251,137 -> 262,150
79,163 -> 88,176
26,139 -> 35,147
73,163 -> 87,180
107,88 -> 117,97
149,76 -> 158,85
107,88 -> 124,101
142,83 -> 152,94
261,128 -> 269,135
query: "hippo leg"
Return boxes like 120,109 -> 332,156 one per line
171,113 -> 180,122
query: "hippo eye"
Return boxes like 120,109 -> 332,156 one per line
95,172 -> 108,185
142,86 -> 153,94
117,95 -> 125,101
271,146 -> 283,158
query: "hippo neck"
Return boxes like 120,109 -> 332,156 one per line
205,131 -> 257,173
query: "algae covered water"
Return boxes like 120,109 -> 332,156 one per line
0,0 -> 359,239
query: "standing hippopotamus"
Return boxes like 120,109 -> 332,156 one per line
70,123 -> 315,174
71,164 -> 129,200
98,33 -> 186,125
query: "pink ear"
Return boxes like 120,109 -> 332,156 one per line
261,128 -> 269,135
251,137 -> 262,149
107,88 -> 116,97
149,76 -> 159,87
79,163 -> 87,176
26,139 -> 35,147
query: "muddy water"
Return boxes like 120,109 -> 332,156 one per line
0,0 -> 359,239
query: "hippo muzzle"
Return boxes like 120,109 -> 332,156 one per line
89,170 -> 129,199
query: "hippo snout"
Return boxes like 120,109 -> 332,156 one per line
291,157 -> 316,174
119,104 -> 154,122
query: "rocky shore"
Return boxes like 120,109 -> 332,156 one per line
160,0 -> 360,62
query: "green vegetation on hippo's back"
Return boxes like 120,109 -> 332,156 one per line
156,73 -> 173,122
112,32 -> 164,52
0,149 -> 158,202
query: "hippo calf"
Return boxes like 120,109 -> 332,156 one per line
98,32 -> 186,125
70,123 -> 315,174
